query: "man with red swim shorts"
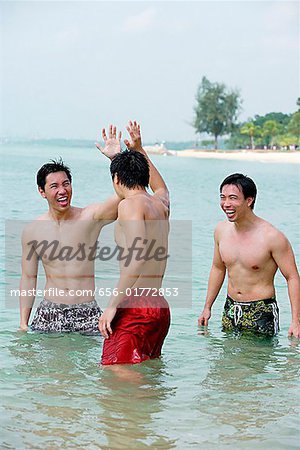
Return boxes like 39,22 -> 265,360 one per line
96,121 -> 170,365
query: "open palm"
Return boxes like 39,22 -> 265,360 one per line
124,120 -> 142,151
96,124 -> 122,159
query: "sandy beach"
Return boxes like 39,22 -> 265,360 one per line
176,149 -> 300,163
144,146 -> 300,164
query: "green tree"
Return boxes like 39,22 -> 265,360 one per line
276,134 -> 299,147
240,122 -> 261,149
288,111 -> 300,137
226,132 -> 248,150
262,120 -> 280,147
193,76 -> 242,149
253,112 -> 290,130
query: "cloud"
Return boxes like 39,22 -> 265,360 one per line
121,8 -> 157,33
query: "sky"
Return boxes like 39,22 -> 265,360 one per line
1,1 -> 299,141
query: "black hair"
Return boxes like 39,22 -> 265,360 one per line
220,173 -> 257,209
37,158 -> 72,191
110,150 -> 149,189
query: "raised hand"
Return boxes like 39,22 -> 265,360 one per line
124,120 -> 143,151
95,124 -> 122,160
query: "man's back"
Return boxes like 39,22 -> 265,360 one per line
98,122 -> 171,363
115,192 -> 169,290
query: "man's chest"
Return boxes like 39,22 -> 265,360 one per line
31,221 -> 102,261
219,234 -> 271,270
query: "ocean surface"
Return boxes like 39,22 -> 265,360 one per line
1,142 -> 300,449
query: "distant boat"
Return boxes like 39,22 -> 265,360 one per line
144,142 -> 176,156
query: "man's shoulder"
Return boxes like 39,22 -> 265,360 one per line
257,217 -> 283,236
22,220 -> 39,240
35,212 -> 49,221
118,196 -> 147,220
215,220 -> 228,228
23,214 -> 48,231
118,196 -> 143,211
258,218 -> 288,244
119,194 -> 148,206
214,220 -> 228,234
152,189 -> 170,209
119,194 -> 169,219
79,204 -> 96,219
22,214 -> 50,240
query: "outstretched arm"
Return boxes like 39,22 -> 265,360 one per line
272,232 -> 300,338
124,121 -> 170,209
198,226 -> 226,326
91,124 -> 122,221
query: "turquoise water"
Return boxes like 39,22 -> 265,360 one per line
1,143 -> 300,449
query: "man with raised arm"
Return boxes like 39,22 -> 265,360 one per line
96,121 -> 171,364
19,125 -> 122,333
198,173 -> 300,338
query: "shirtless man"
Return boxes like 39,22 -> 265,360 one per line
19,125 -> 122,333
96,121 -> 171,364
198,173 -> 300,337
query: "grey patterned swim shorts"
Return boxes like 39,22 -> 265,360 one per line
31,298 -> 102,334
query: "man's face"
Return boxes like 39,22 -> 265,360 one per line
39,171 -> 72,211
220,184 -> 253,222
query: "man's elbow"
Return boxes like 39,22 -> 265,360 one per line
155,186 -> 169,196
108,211 -> 118,221
286,273 -> 300,284
21,273 -> 37,281
163,185 -> 169,196
122,260 -> 146,276
212,264 -> 226,277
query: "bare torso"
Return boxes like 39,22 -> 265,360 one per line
218,218 -> 279,301
115,193 -> 169,291
28,207 -> 106,304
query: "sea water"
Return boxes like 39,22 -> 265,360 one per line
1,143 -> 299,449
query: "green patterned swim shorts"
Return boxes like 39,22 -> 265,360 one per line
222,295 -> 279,336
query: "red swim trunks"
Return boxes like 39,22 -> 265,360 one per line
101,295 -> 170,365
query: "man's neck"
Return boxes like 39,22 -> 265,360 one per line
234,211 -> 258,231
48,206 -> 75,222
123,187 -> 147,199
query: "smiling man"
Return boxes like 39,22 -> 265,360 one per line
198,173 -> 300,338
19,126 -> 122,333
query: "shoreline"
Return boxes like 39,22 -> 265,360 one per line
144,146 -> 300,163
177,149 -> 300,163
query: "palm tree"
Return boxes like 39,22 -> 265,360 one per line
262,120 -> 280,148
240,122 -> 260,150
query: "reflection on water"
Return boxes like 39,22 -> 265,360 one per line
3,332 -> 176,449
196,330 -> 300,448
100,363 -> 176,449
1,322 -> 300,449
